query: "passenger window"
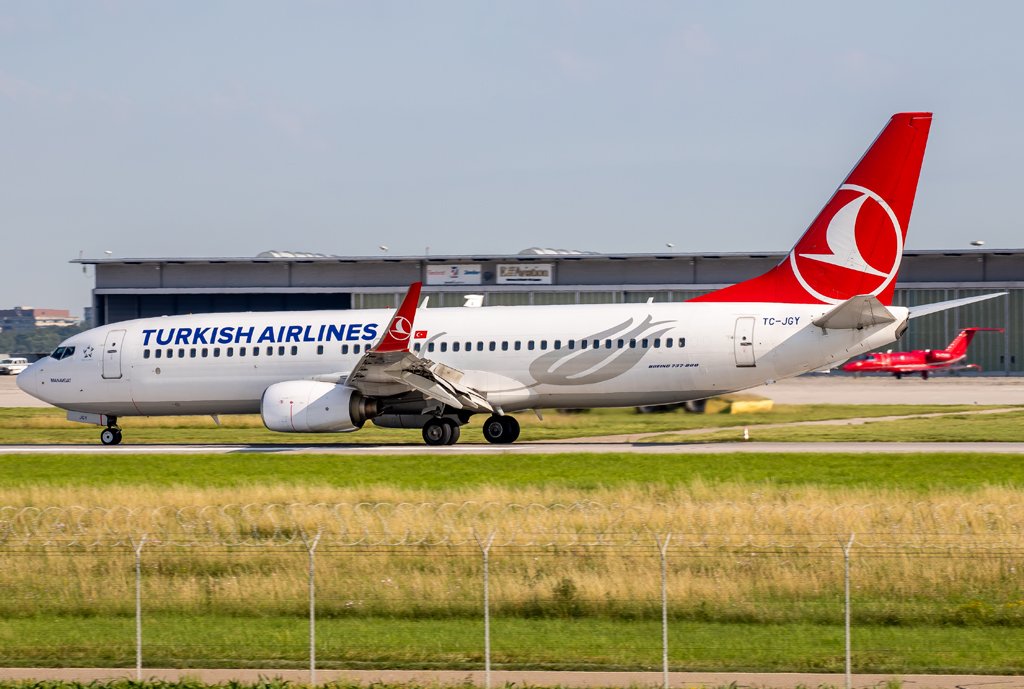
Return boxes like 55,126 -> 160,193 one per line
213,348 -> 221,357
278,346 -> 285,356
581,340 -> 588,350
428,343 -> 435,352
178,348 -> 185,358
629,339 -> 637,348
514,341 -> 521,351
316,345 -> 323,355
240,347 -> 247,356
265,346 -> 271,356
666,338 -> 673,348
540,340 -> 548,351
291,346 -> 297,355
353,344 -> 361,354
501,341 -> 508,351
528,341 -> 535,351
166,349 -> 173,359
143,350 -> 150,360
155,349 -> 162,359
654,338 -> 661,348
568,340 -> 575,350
201,348 -> 209,358
440,342 -> 448,352
642,339 -> 649,348
342,345 -> 349,355
453,342 -> 460,352
253,347 -> 260,357
465,342 -> 472,351
488,342 -> 496,351
617,339 -> 624,348
414,343 -> 421,353
679,338 -> 686,348
593,340 -> 600,349
190,348 -> 197,358
476,342 -> 483,351
605,340 -> 612,349
553,340 -> 561,350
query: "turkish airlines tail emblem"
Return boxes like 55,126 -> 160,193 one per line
692,112 -> 932,306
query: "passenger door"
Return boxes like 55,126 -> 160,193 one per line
102,329 -> 126,379
733,317 -> 756,367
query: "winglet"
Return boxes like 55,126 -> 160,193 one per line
374,282 -> 423,352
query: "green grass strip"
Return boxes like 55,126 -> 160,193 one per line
1,614 -> 1023,674
1,452 -> 1023,490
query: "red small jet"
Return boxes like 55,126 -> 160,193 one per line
841,328 -> 1004,379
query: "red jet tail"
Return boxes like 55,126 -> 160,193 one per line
692,112 -> 933,305
943,327 -> 1004,359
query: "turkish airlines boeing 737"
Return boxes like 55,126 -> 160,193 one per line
17,112 -> 1004,445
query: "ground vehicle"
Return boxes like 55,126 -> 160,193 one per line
0,357 -> 29,375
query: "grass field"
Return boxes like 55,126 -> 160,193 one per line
0,403 -> 1008,444
2,404 -> 1024,674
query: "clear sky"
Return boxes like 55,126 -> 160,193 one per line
2,1 -> 1022,314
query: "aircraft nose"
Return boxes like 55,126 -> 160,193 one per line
16,362 -> 41,398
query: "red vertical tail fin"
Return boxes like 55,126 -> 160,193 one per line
374,282 -> 422,353
692,113 -> 932,305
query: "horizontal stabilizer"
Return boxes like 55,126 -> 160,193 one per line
812,295 -> 897,330
908,292 -> 1007,319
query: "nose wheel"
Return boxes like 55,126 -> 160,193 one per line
100,427 -> 123,445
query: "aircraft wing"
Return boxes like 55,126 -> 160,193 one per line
344,282 -> 494,412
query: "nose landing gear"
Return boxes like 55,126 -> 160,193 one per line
100,418 -> 122,445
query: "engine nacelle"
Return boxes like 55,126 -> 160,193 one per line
261,381 -> 379,433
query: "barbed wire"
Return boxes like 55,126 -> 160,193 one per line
2,501 -> 1023,548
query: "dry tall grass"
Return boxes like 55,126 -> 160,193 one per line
2,483 -> 1023,626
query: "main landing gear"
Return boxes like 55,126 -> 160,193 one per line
100,418 -> 122,446
482,414 -> 520,444
422,417 -> 461,446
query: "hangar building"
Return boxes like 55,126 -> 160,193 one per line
76,249 -> 1024,374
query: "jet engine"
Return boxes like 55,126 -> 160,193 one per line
261,381 -> 379,433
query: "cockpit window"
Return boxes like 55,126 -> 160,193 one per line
50,346 -> 75,361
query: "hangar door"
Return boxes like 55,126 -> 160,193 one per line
102,329 -> 126,379
734,317 -> 756,367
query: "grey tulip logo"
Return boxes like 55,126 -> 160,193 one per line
529,315 -> 673,386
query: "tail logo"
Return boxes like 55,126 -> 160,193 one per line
789,184 -> 903,304
388,316 -> 412,341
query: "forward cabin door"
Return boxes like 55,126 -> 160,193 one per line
733,317 -> 756,367
102,329 -> 126,379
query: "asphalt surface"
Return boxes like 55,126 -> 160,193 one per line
3,668 -> 1024,689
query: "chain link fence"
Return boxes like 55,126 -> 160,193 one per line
2,503 -> 1023,685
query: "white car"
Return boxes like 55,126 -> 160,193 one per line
0,357 -> 29,375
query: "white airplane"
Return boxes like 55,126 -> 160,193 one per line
18,112 -> 1004,446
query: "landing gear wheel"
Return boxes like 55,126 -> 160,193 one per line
422,418 -> 453,446
483,415 -> 520,444
445,422 -> 461,445
100,428 -> 122,446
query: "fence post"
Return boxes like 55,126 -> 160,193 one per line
475,529 -> 497,689
843,533 -> 855,689
131,534 -> 147,682
304,530 -> 322,686
655,533 -> 673,689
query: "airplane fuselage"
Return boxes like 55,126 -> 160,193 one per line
19,301 -> 907,418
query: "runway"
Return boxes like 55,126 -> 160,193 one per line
3,441 -> 1024,455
